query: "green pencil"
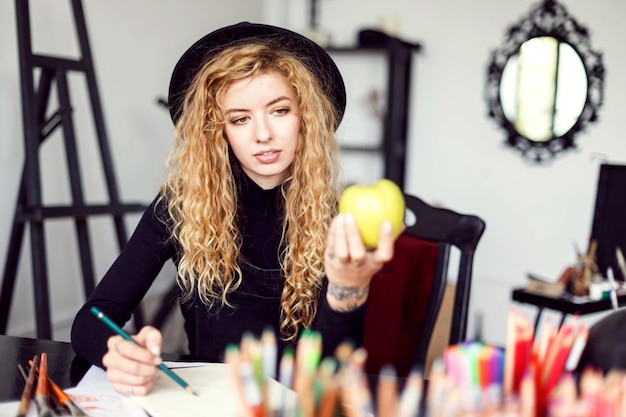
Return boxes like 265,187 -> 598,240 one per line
90,306 -> 198,396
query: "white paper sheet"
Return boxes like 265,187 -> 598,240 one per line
131,363 -> 239,417
64,365 -> 149,417
130,363 -> 295,417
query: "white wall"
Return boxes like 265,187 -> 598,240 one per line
0,0 -> 264,336
1,0 -> 625,345
283,0 -> 626,345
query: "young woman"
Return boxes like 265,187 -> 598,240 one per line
71,22 -> 396,396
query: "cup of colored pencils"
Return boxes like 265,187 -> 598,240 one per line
224,329 -> 428,417
226,314 -> 626,417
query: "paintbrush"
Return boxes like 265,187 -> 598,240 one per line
34,352 -> 53,417
48,377 -> 86,417
28,359 -> 86,417
16,355 -> 39,417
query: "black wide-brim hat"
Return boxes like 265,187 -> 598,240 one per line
167,22 -> 346,128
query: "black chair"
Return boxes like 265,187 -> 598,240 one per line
577,308 -> 626,373
363,193 -> 486,376
590,163 -> 626,281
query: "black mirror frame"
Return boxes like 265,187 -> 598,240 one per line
485,0 -> 605,163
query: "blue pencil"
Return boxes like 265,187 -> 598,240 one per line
90,306 -> 198,396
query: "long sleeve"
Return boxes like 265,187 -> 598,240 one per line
312,280 -> 368,358
71,196 -> 176,368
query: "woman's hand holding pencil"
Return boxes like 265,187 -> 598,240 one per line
91,306 -> 198,397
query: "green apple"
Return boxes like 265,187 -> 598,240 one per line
338,179 -> 405,248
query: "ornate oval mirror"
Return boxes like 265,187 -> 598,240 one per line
486,0 -> 605,162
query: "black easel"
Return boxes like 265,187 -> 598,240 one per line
0,0 -> 147,339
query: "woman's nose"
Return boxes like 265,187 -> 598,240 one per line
255,118 -> 271,143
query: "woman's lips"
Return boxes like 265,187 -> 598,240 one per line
254,149 -> 281,163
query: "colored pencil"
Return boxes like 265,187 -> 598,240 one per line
261,328 -> 277,381
565,326 -> 589,371
547,371 -> 577,417
376,365 -> 398,417
316,358 -> 339,417
240,361 -> 265,417
225,344 -> 256,417
277,347 -> 294,417
90,306 -> 198,395
512,312 -> 533,394
397,367 -> 423,417
425,358 -> 446,417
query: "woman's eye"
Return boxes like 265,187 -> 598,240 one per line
231,116 -> 249,125
274,108 -> 289,116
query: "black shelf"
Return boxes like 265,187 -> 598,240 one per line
326,35 -> 421,190
511,287 -> 626,331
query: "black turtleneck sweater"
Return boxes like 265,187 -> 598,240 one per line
71,175 -> 366,367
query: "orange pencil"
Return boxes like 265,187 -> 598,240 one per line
317,378 -> 339,417
376,365 -> 399,417
316,359 -> 340,417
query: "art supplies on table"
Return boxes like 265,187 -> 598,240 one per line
12,306 -> 626,417
14,351 -> 89,417
436,309 -> 590,416
223,329 -> 427,417
87,320 -> 626,417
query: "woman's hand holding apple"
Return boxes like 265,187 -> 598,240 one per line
324,213 -> 395,311
324,179 -> 406,311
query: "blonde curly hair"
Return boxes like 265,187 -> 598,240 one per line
159,41 -> 342,341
